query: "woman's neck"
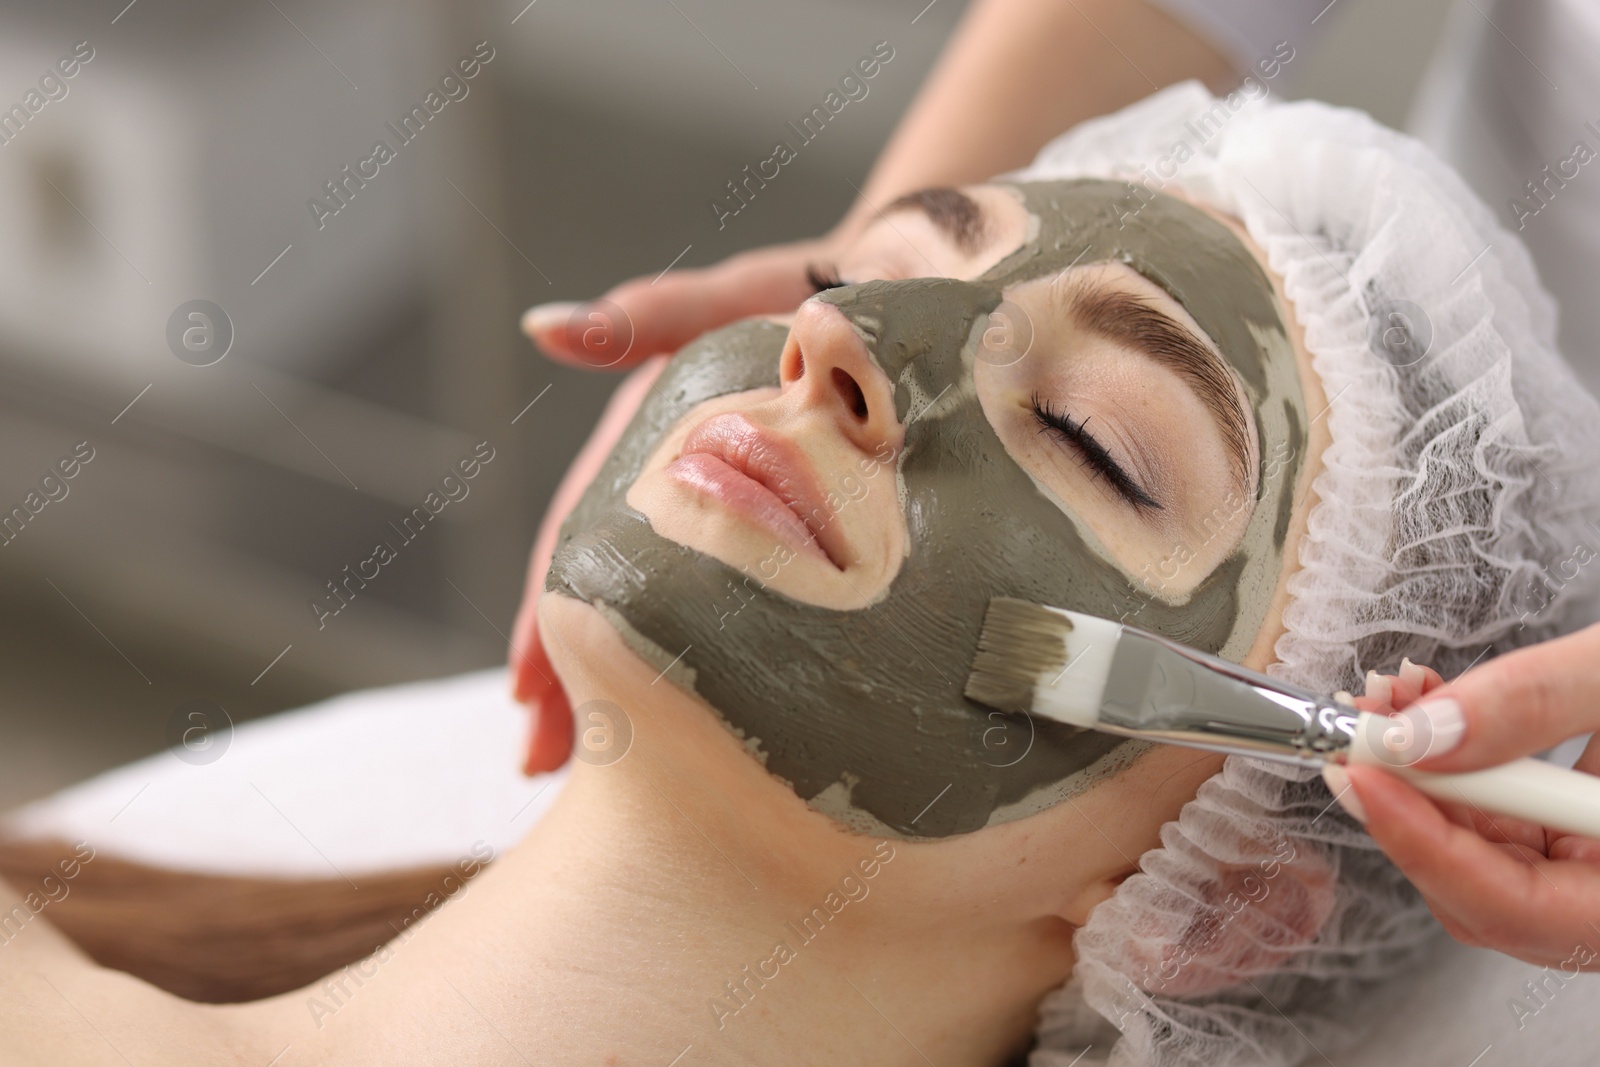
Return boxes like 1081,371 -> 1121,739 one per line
230,693 -> 1075,1066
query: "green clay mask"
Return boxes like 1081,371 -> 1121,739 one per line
547,179 -> 1307,838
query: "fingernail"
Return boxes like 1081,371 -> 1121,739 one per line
1364,669 -> 1392,706
521,301 -> 580,336
1399,656 -> 1426,690
1411,696 -> 1466,758
1321,763 -> 1367,823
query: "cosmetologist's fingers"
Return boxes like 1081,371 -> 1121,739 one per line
1358,661 -> 1445,714
1344,763 -> 1600,969
510,358 -> 669,775
523,680 -> 574,776
509,356 -> 670,705
1571,732 -> 1600,777
1386,658 -> 1434,709
522,240 -> 828,369
1395,622 -> 1600,772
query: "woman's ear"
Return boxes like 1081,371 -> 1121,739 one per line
1056,746 -> 1340,999
1076,830 -> 1339,999
1045,747 -> 1221,928
1059,868 -> 1134,928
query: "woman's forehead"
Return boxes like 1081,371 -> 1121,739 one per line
976,180 -> 1283,385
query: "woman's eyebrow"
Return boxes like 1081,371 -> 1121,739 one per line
883,187 -> 986,254
1070,285 -> 1254,492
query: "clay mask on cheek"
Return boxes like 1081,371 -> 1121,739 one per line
547,179 -> 1307,839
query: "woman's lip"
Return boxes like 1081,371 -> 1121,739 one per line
673,414 -> 849,570
665,453 -> 834,566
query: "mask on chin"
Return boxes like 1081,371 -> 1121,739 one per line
547,179 -> 1306,839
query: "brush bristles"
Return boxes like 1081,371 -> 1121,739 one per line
963,597 -> 1075,715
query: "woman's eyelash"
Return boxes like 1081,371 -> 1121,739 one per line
1030,393 -> 1162,511
806,263 -> 845,293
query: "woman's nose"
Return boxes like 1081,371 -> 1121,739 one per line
779,298 -> 902,454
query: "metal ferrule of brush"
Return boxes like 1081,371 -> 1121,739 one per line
1100,626 -> 1360,765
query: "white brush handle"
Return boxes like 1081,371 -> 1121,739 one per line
1349,720 -> 1600,838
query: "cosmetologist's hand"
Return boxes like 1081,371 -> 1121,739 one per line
1327,624 -> 1600,969
519,236 -> 838,370
509,232 -> 851,773
509,355 -> 668,774
504,0 -> 1239,770
512,216 -> 872,771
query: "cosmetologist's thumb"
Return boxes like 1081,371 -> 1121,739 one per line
521,239 -> 827,369
1397,621 -> 1600,773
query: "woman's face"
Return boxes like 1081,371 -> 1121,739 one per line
543,179 -> 1327,839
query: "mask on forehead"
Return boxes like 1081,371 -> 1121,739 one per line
547,179 -> 1307,839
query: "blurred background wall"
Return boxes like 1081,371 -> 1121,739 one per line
0,0 -> 1453,808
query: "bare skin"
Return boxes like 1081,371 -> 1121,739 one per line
514,0 -> 1600,972
510,0 -> 1237,743
1334,632 -> 1600,971
518,0 -> 1234,368
1,186 -> 1333,1064
515,183 -> 1330,764
0,670 -> 1221,1067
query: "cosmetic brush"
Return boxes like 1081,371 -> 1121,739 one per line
965,597 -> 1600,838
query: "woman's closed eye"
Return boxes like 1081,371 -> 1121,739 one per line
806,263 -> 846,293
976,261 -> 1261,591
1030,393 -> 1161,511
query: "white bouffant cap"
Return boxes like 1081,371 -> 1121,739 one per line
1008,82 -> 1600,1067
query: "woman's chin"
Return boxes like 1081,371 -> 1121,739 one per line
535,589 -> 808,815
537,592 -> 661,710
